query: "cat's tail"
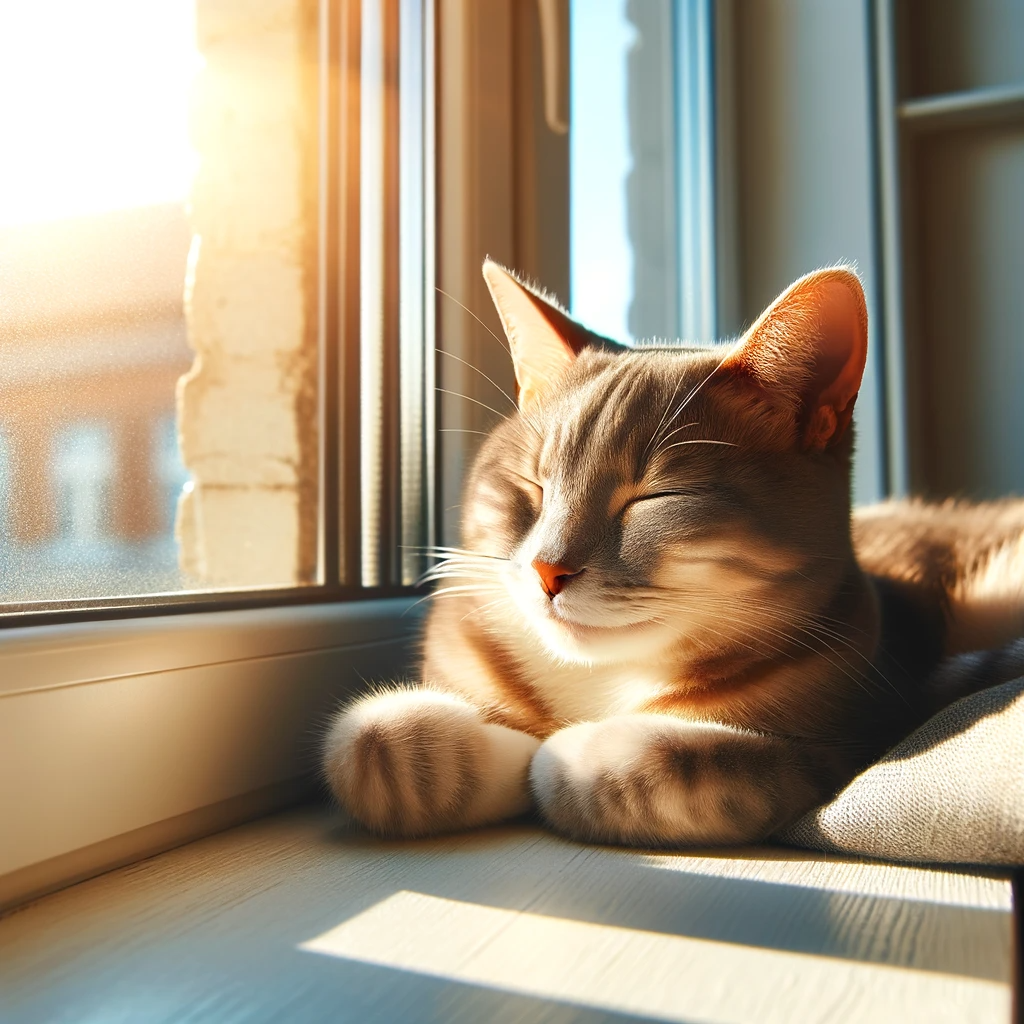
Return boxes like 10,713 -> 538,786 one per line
927,637 -> 1024,715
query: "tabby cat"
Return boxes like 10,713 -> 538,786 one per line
323,262 -> 1024,846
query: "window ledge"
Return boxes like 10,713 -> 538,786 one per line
0,805 -> 1013,1022
0,598 -> 421,912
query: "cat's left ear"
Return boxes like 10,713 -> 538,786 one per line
483,260 -> 608,411
723,267 -> 868,451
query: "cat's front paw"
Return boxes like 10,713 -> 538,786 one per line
323,688 -> 487,838
530,717 -> 667,845
530,715 -> 780,847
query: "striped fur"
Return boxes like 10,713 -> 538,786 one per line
323,265 -> 1024,845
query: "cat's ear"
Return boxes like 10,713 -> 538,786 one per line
482,259 -> 598,410
723,267 -> 868,451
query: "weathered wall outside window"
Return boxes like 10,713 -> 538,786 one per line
177,0 -> 319,586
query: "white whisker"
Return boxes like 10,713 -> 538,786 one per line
650,419 -> 699,453
436,286 -> 510,353
438,349 -> 544,437
642,375 -> 687,462
650,342 -> 741,459
659,439 -> 738,454
460,596 -> 511,622
435,387 -> 515,424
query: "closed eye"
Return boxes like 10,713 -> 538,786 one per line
510,472 -> 543,505
622,491 -> 687,510
632,491 -> 685,502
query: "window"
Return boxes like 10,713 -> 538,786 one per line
0,0 -> 434,615
570,0 -> 720,347
0,3 -> 201,606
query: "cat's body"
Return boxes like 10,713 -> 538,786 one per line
324,263 -> 1024,847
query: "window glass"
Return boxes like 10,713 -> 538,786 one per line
0,1 -> 321,604
568,0 -> 635,342
569,0 -> 680,344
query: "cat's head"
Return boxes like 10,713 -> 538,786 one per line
460,261 -> 869,666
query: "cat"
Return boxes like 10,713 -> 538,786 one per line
322,261 -> 1024,846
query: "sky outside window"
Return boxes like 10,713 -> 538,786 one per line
0,1 -> 200,226
569,0 -> 636,343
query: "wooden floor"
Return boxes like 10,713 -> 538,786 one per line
0,805 -> 1014,1023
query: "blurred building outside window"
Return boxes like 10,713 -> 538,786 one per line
54,424 -> 115,544
0,0 -> 320,604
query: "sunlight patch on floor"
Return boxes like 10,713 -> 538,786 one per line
300,889 -> 1009,1024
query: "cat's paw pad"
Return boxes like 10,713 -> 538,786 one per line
323,689 -> 485,837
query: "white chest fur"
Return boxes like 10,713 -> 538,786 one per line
509,636 -> 669,722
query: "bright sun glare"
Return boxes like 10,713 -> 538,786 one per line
0,1 -> 202,227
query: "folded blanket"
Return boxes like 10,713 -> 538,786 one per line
780,677 -> 1024,865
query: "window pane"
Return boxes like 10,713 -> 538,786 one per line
0,1 -> 321,603
569,0 -> 680,344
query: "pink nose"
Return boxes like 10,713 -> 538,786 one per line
532,560 -> 582,598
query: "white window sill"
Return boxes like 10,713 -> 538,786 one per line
0,805 -> 1013,1022
0,597 -> 421,912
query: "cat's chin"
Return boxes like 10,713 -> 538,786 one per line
528,611 -> 672,666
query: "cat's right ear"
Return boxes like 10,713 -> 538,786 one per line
482,260 -> 597,411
